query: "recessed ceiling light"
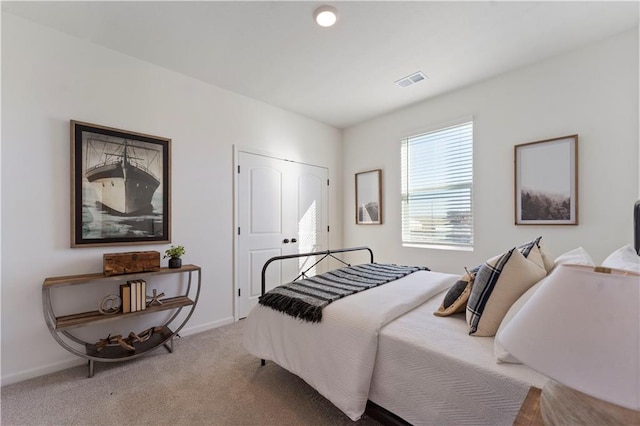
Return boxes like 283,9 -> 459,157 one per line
314,5 -> 338,27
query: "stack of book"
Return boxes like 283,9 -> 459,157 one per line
120,280 -> 147,313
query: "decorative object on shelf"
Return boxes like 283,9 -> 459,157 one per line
355,169 -> 382,225
498,264 -> 640,425
103,250 -> 160,276
70,120 -> 171,248
98,294 -> 122,315
514,134 -> 578,225
94,326 -> 165,353
129,326 -> 163,344
164,245 -> 186,268
146,288 -> 165,307
95,333 -> 135,352
95,334 -> 114,352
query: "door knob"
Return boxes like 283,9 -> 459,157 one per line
283,239 -> 290,244
291,238 -> 297,243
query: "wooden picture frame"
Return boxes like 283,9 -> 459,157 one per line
514,135 -> 578,225
355,169 -> 382,225
71,120 -> 171,247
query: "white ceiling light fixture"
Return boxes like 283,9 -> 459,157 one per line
314,5 -> 338,27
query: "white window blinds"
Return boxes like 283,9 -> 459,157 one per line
401,121 -> 473,248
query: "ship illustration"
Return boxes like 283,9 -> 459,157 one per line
85,138 -> 161,216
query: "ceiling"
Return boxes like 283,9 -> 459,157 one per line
3,1 -> 639,129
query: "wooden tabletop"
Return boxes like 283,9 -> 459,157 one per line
513,387 -> 544,426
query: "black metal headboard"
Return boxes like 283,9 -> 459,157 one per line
635,200 -> 640,255
261,246 -> 374,296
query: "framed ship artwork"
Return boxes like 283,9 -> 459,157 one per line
70,120 -> 171,247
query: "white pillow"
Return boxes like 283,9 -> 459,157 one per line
494,279 -> 544,363
495,247 -> 596,364
602,244 -> 640,273
538,239 -> 555,272
551,246 -> 594,271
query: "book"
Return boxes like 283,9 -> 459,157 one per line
130,280 -> 138,312
141,280 -> 147,310
120,283 -> 131,314
135,280 -> 141,311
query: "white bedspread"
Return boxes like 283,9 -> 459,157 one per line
242,270 -> 458,420
369,289 -> 548,425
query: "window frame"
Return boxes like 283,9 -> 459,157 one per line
400,119 -> 474,250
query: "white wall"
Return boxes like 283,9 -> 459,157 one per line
343,28 -> 639,273
1,14 -> 343,384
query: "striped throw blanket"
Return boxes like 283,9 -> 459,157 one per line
258,263 -> 429,322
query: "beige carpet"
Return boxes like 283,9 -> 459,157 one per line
1,320 -> 382,425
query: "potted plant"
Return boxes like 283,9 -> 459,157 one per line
164,245 -> 185,269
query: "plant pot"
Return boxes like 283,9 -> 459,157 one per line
168,258 -> 182,269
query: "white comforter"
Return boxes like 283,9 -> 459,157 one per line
242,270 -> 459,420
370,289 -> 548,425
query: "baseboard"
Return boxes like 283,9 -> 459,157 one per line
1,317 -> 236,387
1,358 -> 85,387
177,316 -> 234,337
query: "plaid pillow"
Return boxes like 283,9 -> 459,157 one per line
518,236 -> 541,256
518,236 -> 554,272
467,248 -> 546,336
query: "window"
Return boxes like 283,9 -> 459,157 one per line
401,120 -> 473,248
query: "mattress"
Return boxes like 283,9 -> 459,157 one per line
242,270 -> 459,420
369,289 -> 548,426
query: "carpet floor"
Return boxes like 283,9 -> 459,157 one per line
1,320 -> 382,425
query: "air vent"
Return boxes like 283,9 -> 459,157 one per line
395,71 -> 428,88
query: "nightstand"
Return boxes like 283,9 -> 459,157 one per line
513,387 -> 544,425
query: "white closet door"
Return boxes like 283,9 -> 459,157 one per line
236,151 -> 328,319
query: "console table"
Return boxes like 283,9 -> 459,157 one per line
42,264 -> 201,377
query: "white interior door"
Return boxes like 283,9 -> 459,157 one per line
236,151 -> 328,319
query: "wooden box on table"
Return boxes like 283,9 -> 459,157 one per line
103,251 -> 161,276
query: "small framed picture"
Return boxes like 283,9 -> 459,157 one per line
355,169 -> 382,225
514,135 -> 578,225
71,120 -> 171,247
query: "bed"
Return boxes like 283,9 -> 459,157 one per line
242,202 -> 640,425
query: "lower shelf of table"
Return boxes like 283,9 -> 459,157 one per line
85,327 -> 173,360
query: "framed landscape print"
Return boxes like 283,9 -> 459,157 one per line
355,169 -> 382,225
71,120 -> 171,247
514,135 -> 578,225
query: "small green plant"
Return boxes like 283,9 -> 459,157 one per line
164,245 -> 185,259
